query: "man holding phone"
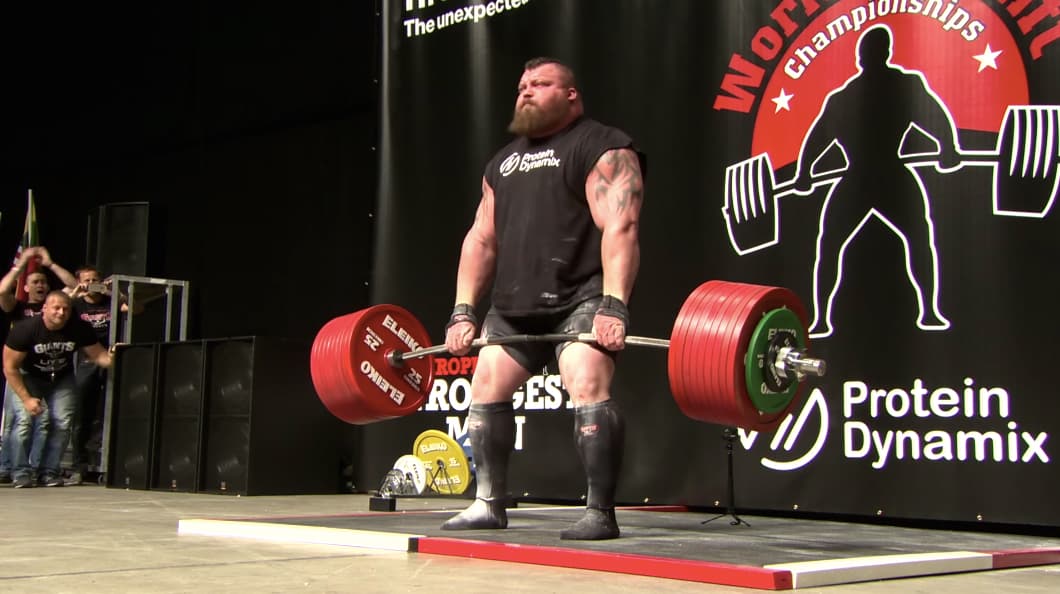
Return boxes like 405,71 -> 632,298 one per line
65,265 -> 135,484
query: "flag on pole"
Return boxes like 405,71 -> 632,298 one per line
13,189 -> 40,298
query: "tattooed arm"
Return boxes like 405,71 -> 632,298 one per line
586,147 -> 644,304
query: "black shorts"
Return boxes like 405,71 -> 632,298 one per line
481,296 -> 615,374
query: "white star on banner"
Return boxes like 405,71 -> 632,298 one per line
771,88 -> 793,113
973,44 -> 1002,73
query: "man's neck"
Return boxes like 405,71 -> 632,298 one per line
527,112 -> 582,140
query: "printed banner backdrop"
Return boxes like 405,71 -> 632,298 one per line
367,0 -> 1060,527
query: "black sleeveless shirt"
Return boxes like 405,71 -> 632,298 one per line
484,117 -> 634,315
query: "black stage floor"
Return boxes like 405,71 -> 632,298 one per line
178,501 -> 1060,590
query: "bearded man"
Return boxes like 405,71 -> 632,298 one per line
441,57 -> 646,540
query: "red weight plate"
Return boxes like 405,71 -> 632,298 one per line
688,283 -> 727,416
719,283 -> 775,428
310,304 -> 434,424
670,280 -> 723,418
695,281 -> 745,421
667,281 -> 712,415
671,280 -> 749,424
703,282 -> 765,427
669,281 -> 812,432
670,281 -> 715,411
311,310 -> 375,424
347,304 -> 434,422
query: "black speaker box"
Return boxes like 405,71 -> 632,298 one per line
107,343 -> 159,490
85,201 -> 153,277
152,341 -> 206,492
198,336 -> 342,495
107,336 -> 343,495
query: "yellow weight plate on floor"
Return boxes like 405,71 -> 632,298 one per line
413,429 -> 470,495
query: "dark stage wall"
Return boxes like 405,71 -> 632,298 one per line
0,2 -> 382,483
0,2 -> 380,347
368,0 -> 1060,527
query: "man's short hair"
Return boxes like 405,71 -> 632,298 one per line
75,265 -> 101,279
45,290 -> 72,306
523,56 -> 577,87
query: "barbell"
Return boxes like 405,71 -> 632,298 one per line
723,104 -> 1059,254
310,280 -> 826,432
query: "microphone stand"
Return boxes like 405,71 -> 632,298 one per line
702,426 -> 750,527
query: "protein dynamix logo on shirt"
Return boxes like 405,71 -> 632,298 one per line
498,149 -> 562,177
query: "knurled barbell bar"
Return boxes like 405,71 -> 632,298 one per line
386,332 -> 822,376
310,280 -> 827,432
723,104 -> 1059,254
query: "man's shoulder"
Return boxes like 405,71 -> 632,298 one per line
74,297 -> 109,311
565,117 -> 635,162
67,316 -> 96,332
574,117 -> 629,136
7,314 -> 41,340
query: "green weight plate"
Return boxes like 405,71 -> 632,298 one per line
744,307 -> 805,414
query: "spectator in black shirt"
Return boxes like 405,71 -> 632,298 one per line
3,291 -> 113,488
65,266 -> 139,483
0,246 -> 77,484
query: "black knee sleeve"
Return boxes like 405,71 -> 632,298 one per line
572,400 -> 625,510
468,401 -> 516,501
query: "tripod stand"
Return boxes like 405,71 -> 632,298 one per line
702,426 -> 751,527
426,458 -> 459,494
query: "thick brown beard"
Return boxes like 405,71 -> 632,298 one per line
508,103 -> 568,137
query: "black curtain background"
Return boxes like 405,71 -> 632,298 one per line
0,1 -> 382,484
0,2 -> 378,347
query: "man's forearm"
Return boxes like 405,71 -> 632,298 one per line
455,236 -> 496,306
0,261 -> 24,296
2,369 -> 32,403
47,261 -> 78,288
600,225 -> 640,303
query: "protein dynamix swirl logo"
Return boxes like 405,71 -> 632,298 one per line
499,152 -> 521,176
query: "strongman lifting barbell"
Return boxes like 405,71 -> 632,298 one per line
724,105 -> 1060,254
310,280 -> 826,432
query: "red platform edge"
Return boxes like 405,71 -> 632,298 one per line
414,536 -> 794,590
988,547 -> 1060,569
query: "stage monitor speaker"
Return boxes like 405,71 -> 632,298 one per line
107,343 -> 159,490
152,341 -> 205,492
198,337 -> 342,495
86,202 -> 150,277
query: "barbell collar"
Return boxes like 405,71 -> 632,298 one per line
774,346 -> 827,380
